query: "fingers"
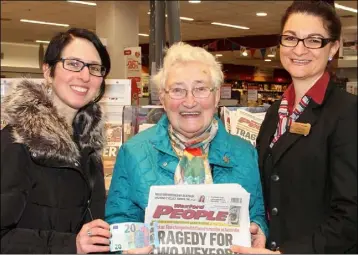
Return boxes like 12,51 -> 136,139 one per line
123,246 -> 153,254
230,245 -> 249,254
84,219 -> 110,230
84,244 -> 110,254
231,245 -> 273,254
87,227 -> 111,238
89,236 -> 110,246
250,222 -> 259,234
252,237 -> 266,248
76,220 -> 111,254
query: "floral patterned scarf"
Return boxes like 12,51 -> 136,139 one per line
168,119 -> 218,185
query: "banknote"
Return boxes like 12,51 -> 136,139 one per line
110,222 -> 159,252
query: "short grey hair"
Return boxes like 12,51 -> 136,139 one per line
151,42 -> 224,90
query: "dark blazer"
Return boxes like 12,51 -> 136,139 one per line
256,79 -> 357,254
1,80 -> 106,253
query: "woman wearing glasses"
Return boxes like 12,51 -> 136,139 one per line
1,28 -> 111,253
105,42 -> 268,252
232,1 -> 357,254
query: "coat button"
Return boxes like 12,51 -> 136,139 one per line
270,241 -> 277,250
271,174 -> 279,182
271,207 -> 278,216
162,162 -> 168,167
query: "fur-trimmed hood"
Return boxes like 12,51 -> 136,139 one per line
1,79 -> 105,165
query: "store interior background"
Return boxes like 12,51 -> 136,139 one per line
1,0 -> 357,106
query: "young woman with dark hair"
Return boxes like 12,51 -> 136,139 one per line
1,28 -> 112,253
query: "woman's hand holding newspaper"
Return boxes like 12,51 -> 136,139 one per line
249,222 -> 266,248
230,223 -> 281,254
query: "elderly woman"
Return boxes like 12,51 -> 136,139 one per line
105,42 -> 268,249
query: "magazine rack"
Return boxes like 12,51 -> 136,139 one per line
100,104 -> 165,190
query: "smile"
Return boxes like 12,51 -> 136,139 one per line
291,59 -> 311,65
71,86 -> 89,93
180,112 -> 201,116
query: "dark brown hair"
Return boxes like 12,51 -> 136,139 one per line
281,1 -> 342,41
43,28 -> 111,103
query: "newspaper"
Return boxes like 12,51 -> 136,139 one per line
100,103 -> 133,190
221,106 -> 268,147
221,106 -> 240,134
135,107 -> 165,133
346,81 -> 357,95
232,109 -> 265,147
145,184 -> 251,254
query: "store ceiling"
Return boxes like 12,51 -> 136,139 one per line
1,0 -> 357,67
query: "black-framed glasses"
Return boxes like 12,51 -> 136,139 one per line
279,35 -> 334,49
164,87 -> 217,100
58,58 -> 106,77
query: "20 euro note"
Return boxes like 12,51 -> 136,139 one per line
109,222 -> 159,252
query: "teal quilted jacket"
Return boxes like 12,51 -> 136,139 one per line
105,114 -> 268,236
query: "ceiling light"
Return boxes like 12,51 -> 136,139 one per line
189,0 -> 201,3
67,1 -> 96,6
215,54 -> 223,57
138,33 -> 149,37
35,40 -> 50,44
20,19 -> 69,27
264,59 -> 272,62
211,22 -> 249,30
146,12 -> 194,21
180,17 -> 194,21
267,54 -> 275,57
256,12 -> 267,16
334,3 -> 357,13
242,51 -> 248,56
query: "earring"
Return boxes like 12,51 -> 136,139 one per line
328,56 -> 333,61
46,82 -> 53,96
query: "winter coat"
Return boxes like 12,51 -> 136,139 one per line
1,80 -> 106,253
105,114 -> 268,237
256,79 -> 357,253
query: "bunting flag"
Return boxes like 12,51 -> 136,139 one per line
208,40 -> 218,51
195,38 -> 278,58
232,42 -> 239,50
269,46 -> 277,56
250,48 -> 256,57
260,48 -> 267,59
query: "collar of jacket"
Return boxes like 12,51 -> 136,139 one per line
1,79 -> 105,166
150,114 -> 235,168
269,77 -> 338,121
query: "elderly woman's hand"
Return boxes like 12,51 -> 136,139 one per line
122,246 -> 153,254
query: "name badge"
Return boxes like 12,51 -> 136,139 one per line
289,122 -> 311,136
